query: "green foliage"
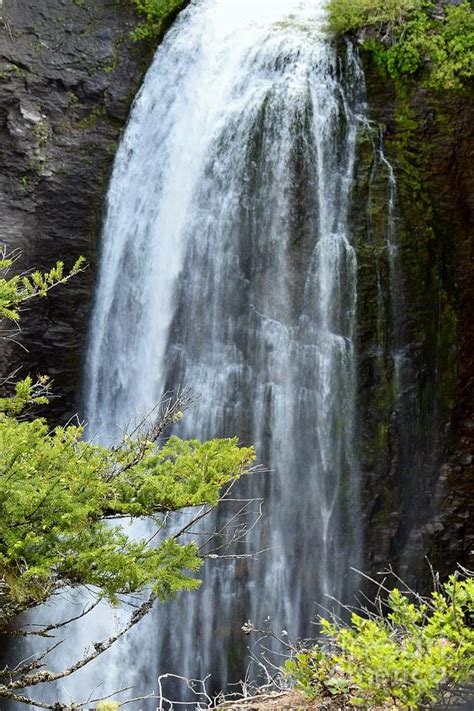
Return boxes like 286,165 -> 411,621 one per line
285,574 -> 474,708
326,0 -> 474,90
326,0 -> 423,34
424,3 -> 474,90
129,0 -> 185,41
0,252 -> 255,624
0,253 -> 85,323
0,375 -> 51,415
96,703 -> 120,711
0,413 -> 254,608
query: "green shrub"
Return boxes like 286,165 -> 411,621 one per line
326,0 -> 474,90
129,0 -> 186,40
285,573 -> 474,708
424,3 -> 474,90
326,0 -> 424,34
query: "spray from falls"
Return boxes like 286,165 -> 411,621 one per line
82,0 -> 368,702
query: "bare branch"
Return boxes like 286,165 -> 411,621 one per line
0,639 -> 64,682
0,594 -> 156,695
0,690 -> 63,709
10,600 -> 101,638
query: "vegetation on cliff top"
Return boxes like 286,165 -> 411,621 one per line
128,0 -> 186,40
127,0 -> 473,90
326,0 -> 474,90
327,0 -> 424,34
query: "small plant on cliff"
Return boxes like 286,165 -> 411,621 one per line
129,0 -> 186,40
285,570 -> 474,708
326,0 -> 474,90
0,251 -> 256,708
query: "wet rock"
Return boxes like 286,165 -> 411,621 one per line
355,52 -> 474,586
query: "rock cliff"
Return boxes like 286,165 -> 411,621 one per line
353,57 -> 473,582
0,0 -> 155,420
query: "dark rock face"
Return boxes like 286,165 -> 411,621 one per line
0,0 -> 154,421
353,57 -> 474,584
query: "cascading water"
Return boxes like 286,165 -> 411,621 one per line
63,0 -> 368,704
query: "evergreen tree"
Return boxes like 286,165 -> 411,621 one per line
0,250 -> 256,708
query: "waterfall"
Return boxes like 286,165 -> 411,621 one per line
82,0 -> 367,704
